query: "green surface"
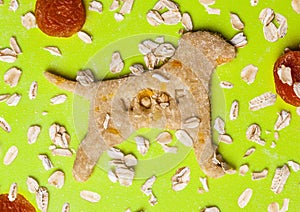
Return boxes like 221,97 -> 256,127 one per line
0,0 -> 300,211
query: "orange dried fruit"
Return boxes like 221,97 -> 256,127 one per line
273,51 -> 300,106
0,193 -> 36,212
35,0 -> 86,37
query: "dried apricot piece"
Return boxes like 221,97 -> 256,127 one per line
0,194 -> 36,212
35,0 -> 86,37
273,51 -> 300,106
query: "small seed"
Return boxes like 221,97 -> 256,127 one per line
293,82 -> 300,98
153,43 -> 176,58
0,48 -> 17,63
27,125 -> 41,144
268,202 -> 279,212
175,129 -> 193,147
26,176 -> 39,193
141,175 -> 156,196
238,188 -> 253,208
3,145 -> 18,165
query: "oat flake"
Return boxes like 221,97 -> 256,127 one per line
238,188 -> 253,208
3,145 -> 18,165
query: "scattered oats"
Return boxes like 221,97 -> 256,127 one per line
183,116 -> 201,129
0,117 -> 11,132
146,10 -> 164,26
141,175 -> 157,200
3,145 -> 18,165
49,145 -> 56,151
175,129 -> 193,147
157,0 -> 179,11
110,0 -> 119,11
250,0 -> 258,6
139,40 -> 158,55
287,160 -> 300,172
108,170 -> 118,183
263,22 -> 279,42
202,207 -> 220,212
292,0 -> 300,13
29,81 -> 38,100
149,193 -> 158,206
198,0 -> 216,5
50,94 -> 67,105
271,164 -> 290,194
62,203 -> 70,212
220,81 -> 233,89
115,166 -> 135,186
199,177 -> 209,192
36,187 -> 49,212
252,169 -> 268,180
48,170 -> 65,189
221,162 -> 236,174
0,94 -> 10,102
268,202 -> 280,212
8,183 -> 17,202
110,51 -> 124,74
214,117 -> 225,134
0,48 -> 17,63
271,141 -> 276,148
4,67 -> 22,87
241,64 -> 258,84
161,10 -> 182,25
119,0 -> 134,15
43,46 -> 62,56
102,113 -> 110,129
76,69 -> 95,86
107,147 -> 124,160
239,164 -> 249,176
293,82 -> 300,98
26,177 -> 39,193
6,93 -> 21,106
135,136 -> 150,155
80,190 -> 101,203
144,53 -> 158,70
124,154 -> 138,167
274,110 -> 291,131
51,148 -> 73,157
181,12 -> 193,31
281,198 -> 290,212
9,0 -> 19,12
21,12 -> 36,29
275,13 -> 288,38
230,32 -> 247,48
172,167 -> 190,191
204,5 -> 221,15
277,65 -> 292,85
230,100 -> 239,120
10,37 -> 22,54
154,43 -> 176,58
156,131 -> 172,144
49,123 -> 70,148
249,92 -> 277,111
230,13 -> 244,30
114,12 -> 124,22
243,147 -> 256,158
89,0 -> 103,14
129,64 -> 145,75
161,144 -> 177,153
238,188 -> 253,208
274,131 -> 279,140
218,134 -> 233,144
27,125 -> 41,144
246,124 -> 265,146
78,31 -> 92,44
152,73 -> 169,83
38,154 -> 54,170
259,8 -> 274,26
155,36 -> 164,44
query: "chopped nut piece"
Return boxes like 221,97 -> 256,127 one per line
213,117 -> 225,134
36,187 -> 49,212
292,0 -> 300,13
243,147 -> 256,158
238,188 -> 253,208
89,0 -> 103,13
21,12 -> 36,29
0,117 -> 11,132
29,81 -> 38,100
230,32 -> 247,48
8,183 -> 17,202
62,203 -> 70,212
76,69 -> 95,86
251,169 -> 268,180
156,131 -> 172,144
80,190 -> 101,203
43,46 -> 62,56
3,145 -> 18,165
135,136 -> 150,155
172,167 -> 190,191
230,100 -> 239,120
38,154 -> 54,170
10,37 -> 22,54
277,65 -> 292,86
9,0 -> 19,12
230,13 -> 244,30
287,160 -> 300,172
175,129 -> 193,147
26,177 -> 39,193
271,164 -> 290,194
181,12 -> 193,31
78,31 -> 92,44
220,81 -> 233,89
249,92 -> 277,111
241,64 -> 258,84
218,134 -> 233,144
6,93 -> 21,106
239,164 -> 249,176
48,170 -> 65,189
199,177 -> 209,192
4,67 -> 22,87
110,51 -> 124,74
27,125 -> 41,144
50,94 -> 67,105
274,110 -> 291,131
